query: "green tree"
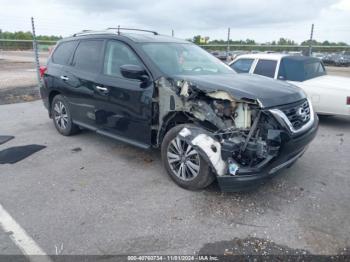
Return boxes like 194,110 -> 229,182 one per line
193,35 -> 201,44
301,39 -> 319,46
0,30 -> 62,41
245,39 -> 255,45
277,38 -> 296,45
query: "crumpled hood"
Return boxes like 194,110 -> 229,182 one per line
173,73 -> 306,108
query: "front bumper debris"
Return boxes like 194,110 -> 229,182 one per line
179,113 -> 319,192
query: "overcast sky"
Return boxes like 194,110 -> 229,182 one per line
0,0 -> 349,43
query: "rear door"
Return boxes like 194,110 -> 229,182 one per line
94,40 -> 154,148
60,39 -> 104,129
44,40 -> 77,101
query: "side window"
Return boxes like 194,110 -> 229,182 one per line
72,40 -> 103,73
51,41 -> 77,65
103,41 -> 143,78
253,59 -> 277,78
230,58 -> 254,73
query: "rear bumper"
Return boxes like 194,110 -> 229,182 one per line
217,114 -> 319,192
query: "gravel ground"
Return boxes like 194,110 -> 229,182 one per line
0,101 -> 349,257
0,59 -> 38,90
0,51 -> 47,90
0,85 -> 39,105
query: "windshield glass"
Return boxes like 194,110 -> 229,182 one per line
141,43 -> 234,76
278,57 -> 326,81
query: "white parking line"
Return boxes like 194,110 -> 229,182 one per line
0,203 -> 52,262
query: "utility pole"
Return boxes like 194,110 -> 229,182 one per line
226,27 -> 231,61
31,17 -> 41,87
171,29 -> 174,37
308,23 -> 314,56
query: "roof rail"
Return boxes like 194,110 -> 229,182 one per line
72,30 -> 96,37
106,27 -> 158,35
72,27 -> 159,37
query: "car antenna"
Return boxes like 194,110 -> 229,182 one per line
117,25 -> 120,35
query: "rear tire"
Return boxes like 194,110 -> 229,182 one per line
51,95 -> 80,136
161,124 -> 215,190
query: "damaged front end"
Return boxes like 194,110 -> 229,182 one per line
155,77 -> 318,192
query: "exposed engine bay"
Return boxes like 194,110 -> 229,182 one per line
155,77 -> 284,176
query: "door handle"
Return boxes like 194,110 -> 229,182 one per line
60,75 -> 69,81
96,85 -> 108,92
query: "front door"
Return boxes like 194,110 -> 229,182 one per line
95,40 -> 154,148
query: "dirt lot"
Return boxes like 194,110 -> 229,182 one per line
0,51 -> 48,89
0,51 -> 48,104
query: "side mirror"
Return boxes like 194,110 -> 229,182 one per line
120,64 -> 149,82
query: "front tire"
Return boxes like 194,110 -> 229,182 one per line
161,124 -> 215,190
51,95 -> 79,136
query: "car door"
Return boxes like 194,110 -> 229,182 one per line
44,40 -> 78,104
230,58 -> 255,73
60,39 -> 105,129
94,40 -> 154,148
252,59 -> 278,78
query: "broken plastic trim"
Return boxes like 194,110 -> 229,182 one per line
179,127 -> 227,176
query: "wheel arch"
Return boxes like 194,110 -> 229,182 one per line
156,109 -> 221,147
156,111 -> 195,146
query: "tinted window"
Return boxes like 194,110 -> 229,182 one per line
278,57 -> 326,81
72,40 -> 103,72
230,59 -> 254,73
254,59 -> 277,78
52,41 -> 77,65
103,41 -> 143,77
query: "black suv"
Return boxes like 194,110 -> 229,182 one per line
40,28 -> 318,192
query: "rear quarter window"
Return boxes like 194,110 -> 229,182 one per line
72,40 -> 104,73
253,59 -> 277,78
51,41 -> 77,65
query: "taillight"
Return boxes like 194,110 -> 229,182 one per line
39,66 -> 47,78
347,96 -> 350,105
